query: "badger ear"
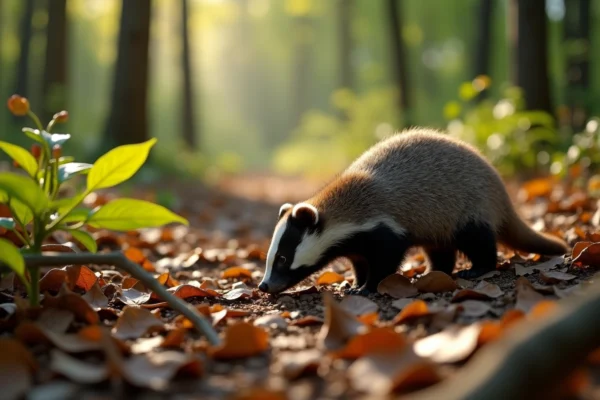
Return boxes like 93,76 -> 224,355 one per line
291,203 -> 319,226
278,203 -> 293,219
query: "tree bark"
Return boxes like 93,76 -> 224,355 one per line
509,0 -> 552,114
104,0 -> 152,147
564,0 -> 591,131
181,0 -> 197,149
15,0 -> 35,98
474,0 -> 493,101
386,0 -> 411,127
338,0 -> 353,90
43,0 -> 68,122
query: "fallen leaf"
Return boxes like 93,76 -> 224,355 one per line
223,288 -> 253,300
455,278 -> 474,288
459,300 -> 492,318
452,280 -> 504,302
529,300 -> 558,318
0,338 -> 38,400
340,295 -> 378,316
515,277 -> 545,312
316,271 -> 345,286
82,280 -> 109,310
254,314 -> 288,330
519,177 -> 554,201
553,284 -> 582,299
37,308 -> 74,334
540,271 -> 576,284
413,324 -> 482,363
391,298 -> 414,310
157,272 -> 179,288
50,349 -> 108,384
157,284 -> 219,301
209,322 -> 269,359
348,347 -> 440,395
161,328 -> 188,348
222,266 -> 253,279
290,316 -> 324,326
211,308 -> 252,326
277,349 -> 321,380
118,288 -> 151,305
514,264 -> 530,276
393,300 -> 429,325
123,351 -> 203,390
318,292 -> 365,351
333,327 -> 406,359
377,274 -> 418,298
124,247 -> 146,264
42,286 -> 99,324
475,270 -> 500,280
233,388 -> 287,400
131,336 -> 164,354
530,256 -> 565,272
414,271 -> 457,293
572,241 -> 593,259
65,265 -> 99,291
122,277 -> 144,290
15,322 -> 104,352
500,309 -> 526,328
476,321 -> 503,346
112,306 -> 164,340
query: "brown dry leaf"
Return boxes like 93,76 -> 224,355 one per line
530,256 -> 565,273
572,243 -> 600,267
37,308 -> 74,334
222,266 -> 253,279
157,272 -> 179,288
200,279 -> 219,290
476,321 -> 503,346
40,266 -> 98,292
254,314 -> 288,330
208,322 -> 269,359
124,247 -> 146,264
519,177 -> 554,201
50,349 -> 108,384
340,295 -> 378,316
391,298 -> 414,310
211,308 -> 252,326
0,338 -> 38,400
377,274 -> 418,298
358,312 -> 379,325
451,280 -> 503,302
42,286 -> 99,324
515,277 -> 545,312
459,300 -> 492,318
500,309 -> 526,328
122,277 -> 143,290
112,306 -> 164,340
223,288 -> 254,300
414,271 -> 457,293
161,328 -> 188,348
515,264 -> 531,276
15,322 -> 104,352
164,284 -> 220,300
572,241 -> 593,259
413,324 -> 482,363
348,347 -> 441,395
587,347 -> 600,365
333,327 -> 406,359
393,300 -> 429,325
277,349 -> 321,380
540,271 -> 576,284
233,388 -> 287,400
122,352 -> 203,390
118,288 -> 151,305
316,271 -> 345,286
318,292 -> 365,351
82,280 -> 109,310
290,316 -> 324,326
529,300 -> 558,319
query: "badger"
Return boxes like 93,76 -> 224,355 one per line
258,128 -> 568,295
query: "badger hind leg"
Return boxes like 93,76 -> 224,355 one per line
455,221 -> 498,279
424,247 -> 456,275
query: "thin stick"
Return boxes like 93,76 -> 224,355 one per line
24,251 -> 221,346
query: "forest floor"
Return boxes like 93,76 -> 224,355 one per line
2,173 -> 600,399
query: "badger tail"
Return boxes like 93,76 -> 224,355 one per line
499,209 -> 568,255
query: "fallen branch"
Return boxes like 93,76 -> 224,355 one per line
24,251 -> 221,346
406,280 -> 600,400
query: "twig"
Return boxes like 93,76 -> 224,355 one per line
405,280 -> 600,400
24,251 -> 221,346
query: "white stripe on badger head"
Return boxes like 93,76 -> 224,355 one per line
289,217 -> 407,270
263,219 -> 288,282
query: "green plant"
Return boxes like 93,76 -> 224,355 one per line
1,95 -> 188,306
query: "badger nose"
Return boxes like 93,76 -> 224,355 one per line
258,282 -> 269,292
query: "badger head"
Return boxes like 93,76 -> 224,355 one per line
258,202 -> 333,294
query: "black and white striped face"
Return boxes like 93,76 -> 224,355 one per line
258,202 -> 327,294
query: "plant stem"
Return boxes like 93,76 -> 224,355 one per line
46,191 -> 88,230
28,241 -> 42,307
27,111 -> 44,131
23,251 -> 221,345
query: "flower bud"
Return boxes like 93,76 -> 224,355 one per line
53,110 -> 69,123
7,95 -> 29,116
31,144 -> 42,159
52,144 -> 61,159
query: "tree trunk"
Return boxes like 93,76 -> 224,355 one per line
474,0 -> 493,101
291,17 -> 313,127
43,0 -> 68,122
338,0 -> 353,90
564,0 -> 591,131
386,0 -> 411,127
104,0 -> 152,147
509,0 -> 552,114
180,0 -> 197,149
15,0 -> 35,98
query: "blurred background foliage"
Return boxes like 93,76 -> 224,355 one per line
0,0 -> 599,184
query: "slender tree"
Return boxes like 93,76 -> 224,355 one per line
564,0 -> 591,131
338,0 -> 353,90
474,0 -> 493,100
15,0 -> 35,98
104,0 -> 152,146
386,0 -> 411,127
180,0 -> 197,149
509,0 -> 552,114
42,0 -> 68,122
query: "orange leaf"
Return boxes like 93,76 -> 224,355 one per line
157,273 -> 179,288
42,286 -> 99,325
161,328 -> 188,348
290,316 -> 324,326
500,309 -> 525,328
393,300 -> 429,325
519,177 -> 554,201
572,242 -> 600,267
316,271 -> 345,286
528,300 -> 557,319
358,312 -> 379,325
124,247 -> 146,264
151,284 -> 219,301
222,267 -> 253,279
477,321 -> 502,346
333,327 -> 406,359
208,322 -> 269,359
122,277 -> 143,290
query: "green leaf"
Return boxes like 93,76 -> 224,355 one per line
87,138 -> 157,191
0,141 -> 38,178
58,162 -> 93,183
0,238 -> 27,288
0,218 -> 15,230
61,208 -> 91,223
8,198 -> 32,225
22,128 -> 46,147
67,229 -> 97,253
87,198 -> 188,231
42,131 -> 71,147
0,173 -> 48,216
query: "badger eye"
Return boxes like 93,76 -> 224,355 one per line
275,255 -> 287,267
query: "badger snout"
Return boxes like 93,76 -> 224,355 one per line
258,282 -> 269,292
